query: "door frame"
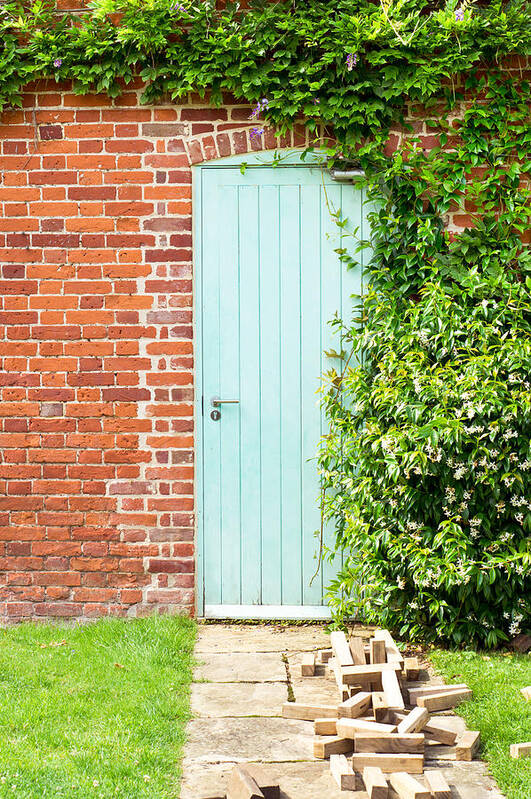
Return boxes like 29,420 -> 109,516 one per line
193,149 -> 336,618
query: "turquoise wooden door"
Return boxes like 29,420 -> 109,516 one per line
196,154 -> 365,618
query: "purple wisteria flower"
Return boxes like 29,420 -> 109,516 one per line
455,7 -> 464,21
250,127 -> 265,139
171,2 -> 186,11
249,97 -> 269,120
346,53 -> 359,71
53,58 -> 62,68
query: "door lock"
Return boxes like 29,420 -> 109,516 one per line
209,396 -> 239,421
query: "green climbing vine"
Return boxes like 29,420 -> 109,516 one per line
319,72 -> 531,647
0,0 -> 530,646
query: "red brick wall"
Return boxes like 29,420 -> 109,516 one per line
0,79 -> 308,621
1,60 -> 527,621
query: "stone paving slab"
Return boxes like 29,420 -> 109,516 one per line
180,624 -> 505,799
288,652 -> 341,705
192,681 -> 287,717
290,677 -> 340,706
195,651 -> 286,682
183,717 -> 314,763
195,623 -> 330,653
180,758 -> 503,799
435,763 -> 505,799
180,760 -> 355,799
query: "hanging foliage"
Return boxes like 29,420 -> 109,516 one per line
0,0 -> 529,152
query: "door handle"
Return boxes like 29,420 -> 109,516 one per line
211,397 -> 239,407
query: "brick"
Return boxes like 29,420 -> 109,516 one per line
40,403 -> 64,417
29,171 -> 78,184
34,603 -> 80,616
142,123 -> 189,137
105,139 -> 153,153
39,125 -> 63,141
148,558 -> 194,573
145,589 -> 190,604
33,326 -> 81,340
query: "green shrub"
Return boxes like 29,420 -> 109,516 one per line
320,76 -> 531,647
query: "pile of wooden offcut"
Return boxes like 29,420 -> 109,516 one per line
284,629 -> 480,798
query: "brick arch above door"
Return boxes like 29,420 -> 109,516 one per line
182,124 -> 311,166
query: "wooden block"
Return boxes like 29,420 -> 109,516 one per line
331,630 -> 355,666
381,669 -> 405,710
389,771 -> 430,799
319,648 -> 333,663
354,733 -> 424,754
244,766 -> 280,799
521,686 -> 531,701
337,718 -> 397,739
341,662 -> 402,685
314,718 -> 337,735
282,702 -> 338,721
391,710 -> 456,745
455,730 -> 480,761
373,630 -> 404,667
408,683 -> 468,704
422,719 -> 458,746
396,707 -> 429,735
417,689 -> 472,712
362,766 -> 388,799
300,652 -> 316,677
372,691 -> 390,722
330,753 -> 359,791
227,766 -> 265,799
510,742 -> 531,759
370,638 -> 387,664
424,770 -> 451,799
314,735 -> 353,759
338,691 -> 372,718
350,636 -> 367,665
326,656 -> 337,677
329,657 -> 345,691
352,753 -> 423,774
403,657 -> 420,681
332,665 -> 366,700
340,684 -> 351,702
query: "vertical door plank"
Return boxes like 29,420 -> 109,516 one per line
201,170 -> 223,605
279,183 -> 303,605
300,179 -> 325,605
239,185 -> 263,605
259,185 -> 283,604
319,182 -> 344,593
218,184 -> 242,604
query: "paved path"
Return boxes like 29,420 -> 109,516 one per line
180,623 -> 505,799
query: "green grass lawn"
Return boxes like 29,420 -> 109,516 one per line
0,615 -> 196,799
430,647 -> 531,799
